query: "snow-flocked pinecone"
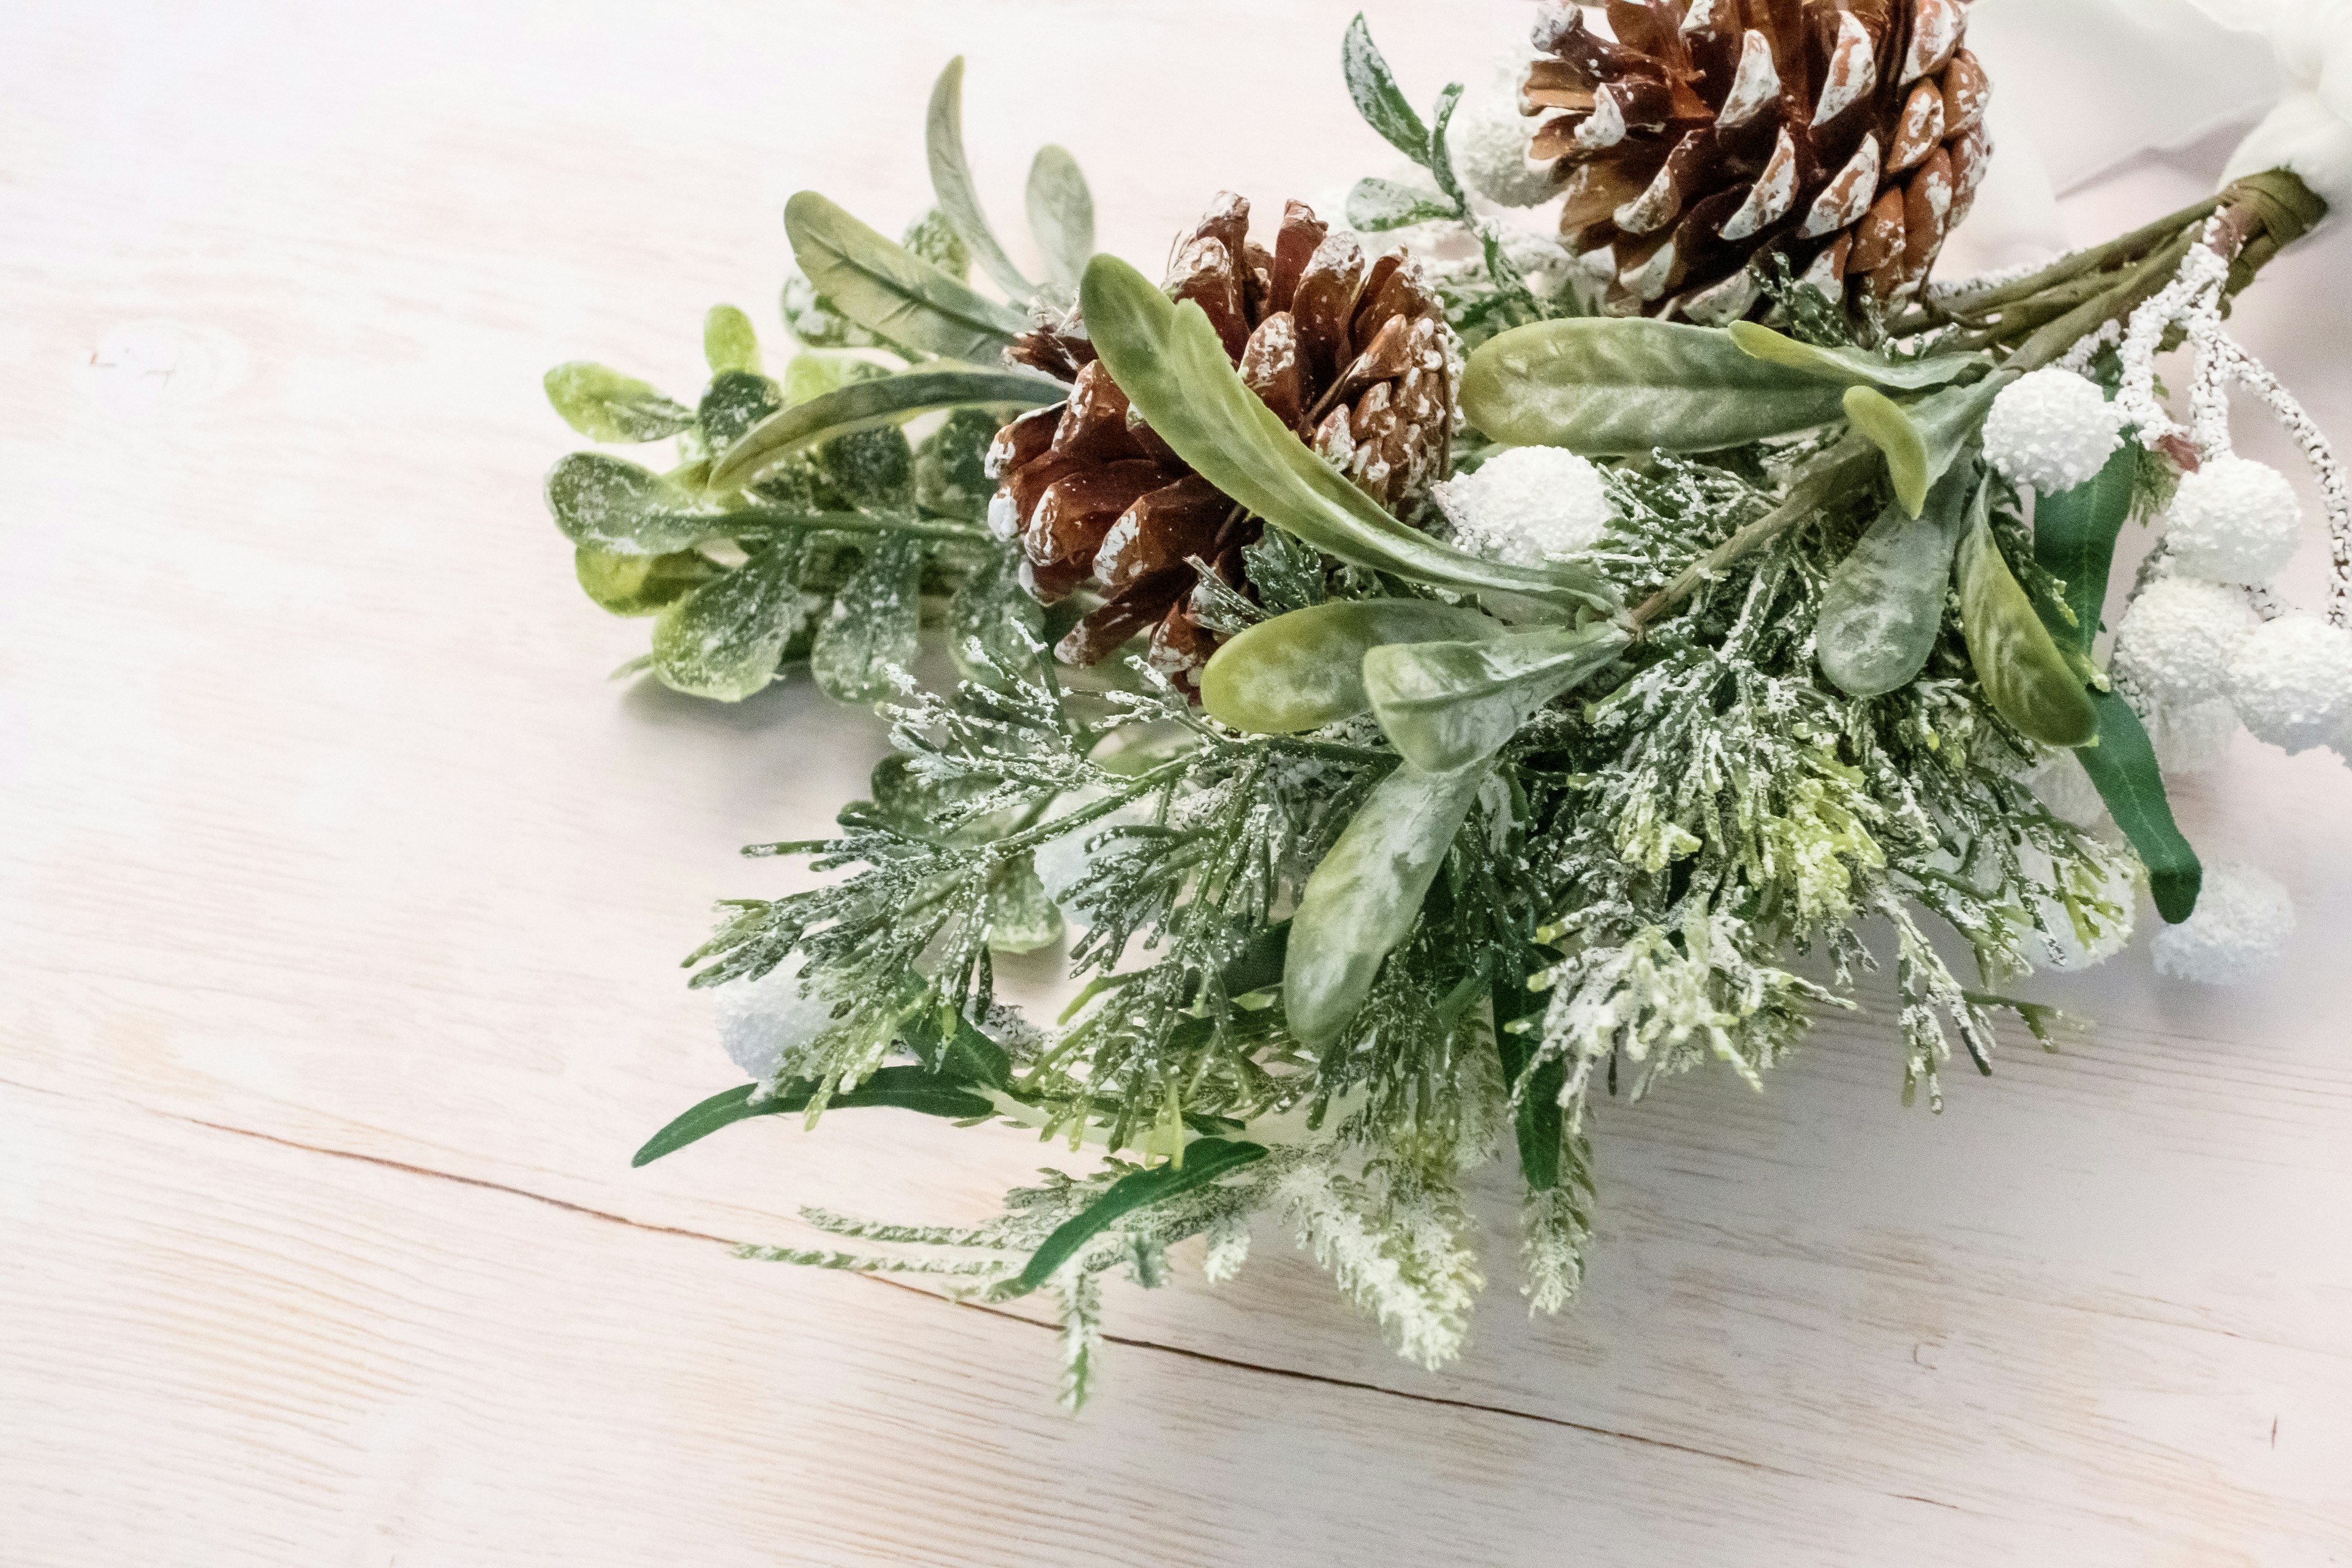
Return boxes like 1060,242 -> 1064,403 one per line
1524,0 -> 1992,320
987,193 -> 1452,682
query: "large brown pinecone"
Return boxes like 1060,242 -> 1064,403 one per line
1524,0 -> 1991,320
986,193 -> 1451,683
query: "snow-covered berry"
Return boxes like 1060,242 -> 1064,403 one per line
2226,613 -> 2352,753
1452,69 -> 1559,209
2112,576 -> 2259,707
1983,368 -> 2124,494
2150,861 -> 2296,985
2140,695 -> 2241,777
1433,446 -> 1616,567
2165,456 -> 2304,584
714,951 -> 837,1082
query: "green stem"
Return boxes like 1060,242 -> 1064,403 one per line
727,510 -> 992,545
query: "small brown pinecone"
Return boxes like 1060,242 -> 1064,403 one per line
1524,0 -> 1991,320
986,192 -> 1452,685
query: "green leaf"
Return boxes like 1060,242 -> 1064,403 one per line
1286,760 -> 1490,1049
545,453 -> 720,555
1911,378 -> 2003,494
1025,145 -> 1096,296
698,371 -> 786,454
1427,83 -> 1468,209
1844,385 -> 1931,516
783,352 -> 888,407
1343,13 -> 1431,167
784,190 -> 1029,361
998,1139 -> 1271,1298
925,58 -> 1036,302
1491,943 -> 1564,1191
574,545 -> 718,617
1955,512 -> 2098,748
1220,920 -> 1291,1000
1080,255 -> 1614,613
650,549 -> 809,701
709,367 -> 1058,491
811,535 -> 923,703
816,427 -> 916,512
2032,437 -> 2141,657
703,306 -> 763,377
1200,600 -> 1506,735
1816,467 -> 1974,699
916,406 -> 1006,519
1345,176 -> 1457,233
543,363 -> 694,443
2077,690 -> 2203,924
631,1070 -> 999,1168
1460,318 -> 1851,455
900,209 -> 971,279
1362,622 -> 1632,774
1242,526 -> 1328,614
1727,322 -> 1988,392
986,854 -> 1065,954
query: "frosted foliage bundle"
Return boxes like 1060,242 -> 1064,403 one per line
2114,576 -> 2260,706
1450,63 -> 1556,209
1983,369 -> 2125,494
2152,862 -> 2296,985
2032,853 -> 2138,973
2166,456 -> 2305,583
1433,446 -> 1615,567
2226,614 -> 2352,752
714,952 -> 836,1080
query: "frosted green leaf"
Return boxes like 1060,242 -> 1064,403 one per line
703,305 -> 763,377
574,545 -> 717,617
698,371 -> 785,454
1727,323 -> 1988,392
1346,177 -> 1456,233
545,453 -> 720,556
1200,600 -> 1506,735
1286,760 -> 1491,1049
1844,385 -> 1931,516
900,208 -> 970,281
779,272 -> 878,351
949,548 -> 1044,684
711,365 -> 1053,491
986,854 -> 1065,955
1362,621 -> 1631,774
1025,146 -> 1095,296
1954,511 -> 2097,748
1816,467 -> 1975,698
1080,254 -> 1613,614
785,191 -> 1028,361
925,59 -> 1035,302
918,407 -> 1006,519
650,550 -> 807,701
543,363 -> 693,443
1460,318 -> 1850,455
812,535 -> 922,703
818,427 -> 915,513
1426,83 -> 1468,209
1342,14 -> 1431,167
1242,526 -> 1327,615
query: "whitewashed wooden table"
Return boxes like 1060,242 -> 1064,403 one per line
6,2 -> 2351,1562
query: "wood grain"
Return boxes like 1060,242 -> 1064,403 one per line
4,2 -> 2351,1562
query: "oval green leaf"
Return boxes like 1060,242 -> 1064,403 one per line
925,58 -> 1035,302
1342,14 -> 1433,167
544,362 -> 693,443
784,190 -> 1029,361
1025,145 -> 1096,296
575,545 -> 718,617
1363,622 -> 1630,774
811,536 -> 922,704
1815,469 -> 1973,699
703,305 -> 763,377
1348,176 -> 1455,233
1727,322 -> 1989,392
1080,255 -> 1615,614
986,854 -> 1066,955
1200,600 -> 1506,734
1460,318 -> 1850,455
546,453 -> 720,555
709,366 -> 1058,491
1844,385 -> 1931,516
650,551 -> 809,702
1286,760 -> 1490,1049
1954,514 -> 2098,748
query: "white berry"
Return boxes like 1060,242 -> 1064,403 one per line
1983,369 -> 2124,494
2226,613 -> 2352,753
2166,456 -> 2304,583
714,951 -> 837,1082
1433,445 -> 1617,567
1455,69 -> 1559,209
2150,862 -> 2296,985
2113,576 -> 2259,707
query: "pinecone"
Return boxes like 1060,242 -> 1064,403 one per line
1523,0 -> 1991,320
986,193 -> 1452,683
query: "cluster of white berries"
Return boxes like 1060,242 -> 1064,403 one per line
1432,446 -> 1617,567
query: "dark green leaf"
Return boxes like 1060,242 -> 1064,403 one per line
916,406 -> 1006,519
544,362 -> 693,443
649,549 -> 809,701
698,371 -> 786,454
1363,622 -> 1632,774
1427,83 -> 1468,209
999,1139 -> 1271,1297
574,545 -> 718,617
2078,690 -> 2203,923
631,1070 -> 999,1168
1081,255 -> 1614,612
1342,13 -> 1431,166
1816,467 -> 1974,698
1025,145 -> 1095,296
811,536 -> 923,703
784,190 -> 1030,361
1491,944 -> 1564,1192
816,426 -> 915,512
1844,385 -> 1931,516
709,367 -> 1058,491
1956,511 -> 2098,748
1241,525 -> 1327,614
1200,600 -> 1506,735
1727,322 -> 1987,391
1345,176 -> 1457,233
1286,760 -> 1490,1049
1219,920 -> 1291,1000
704,305 -> 763,377
1461,318 -> 1851,455
545,453 -> 720,555
2032,437 -> 2140,657
925,58 -> 1035,301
